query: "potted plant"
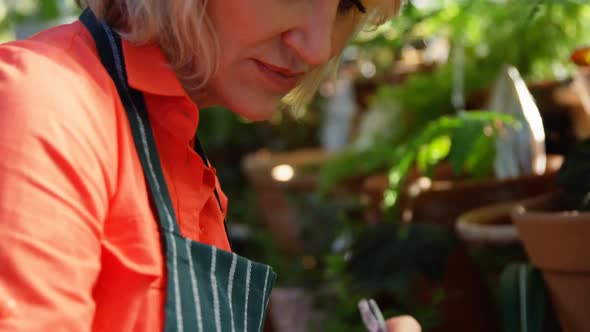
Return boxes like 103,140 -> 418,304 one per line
320,0 -> 590,194
511,48 -> 590,332
319,111 -> 525,332
320,88 -> 564,331
278,2 -> 590,331
511,140 -> 590,332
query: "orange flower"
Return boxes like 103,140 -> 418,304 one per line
571,47 -> 590,67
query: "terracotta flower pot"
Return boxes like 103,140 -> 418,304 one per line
512,193 -> 590,332
363,155 -> 563,226
242,149 -> 334,254
456,201 -> 520,245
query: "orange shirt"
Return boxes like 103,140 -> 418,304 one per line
0,19 -> 231,331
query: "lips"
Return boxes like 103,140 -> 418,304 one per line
253,59 -> 305,92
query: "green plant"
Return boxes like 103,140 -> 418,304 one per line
347,223 -> 453,295
382,111 -> 519,216
356,0 -> 590,79
556,138 -> 590,211
321,0 -> 590,191
499,263 -> 551,332
315,2 -> 589,328
316,111 -> 519,330
321,111 -> 519,214
315,222 -> 453,331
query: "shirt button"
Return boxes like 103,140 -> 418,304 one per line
0,298 -> 17,319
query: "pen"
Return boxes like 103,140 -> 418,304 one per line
358,298 -> 387,332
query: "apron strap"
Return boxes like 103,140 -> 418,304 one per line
80,9 -> 232,247
78,10 -> 279,332
81,8 -> 179,234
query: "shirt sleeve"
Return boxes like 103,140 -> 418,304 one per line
0,42 -> 117,331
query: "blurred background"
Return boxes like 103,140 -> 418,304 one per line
3,1 -> 590,331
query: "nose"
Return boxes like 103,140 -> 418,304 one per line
281,3 -> 335,68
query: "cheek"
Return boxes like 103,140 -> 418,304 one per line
332,32 -> 353,58
331,18 -> 361,58
207,0 -> 283,52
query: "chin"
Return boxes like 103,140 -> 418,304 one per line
200,77 -> 285,121
233,104 -> 277,122
220,95 -> 282,122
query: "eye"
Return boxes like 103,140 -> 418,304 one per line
338,0 -> 366,14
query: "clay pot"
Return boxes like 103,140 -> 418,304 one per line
512,193 -> 590,332
242,149 -> 334,254
363,155 -> 563,226
456,201 -> 520,245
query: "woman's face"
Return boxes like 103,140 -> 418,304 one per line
198,0 -> 368,120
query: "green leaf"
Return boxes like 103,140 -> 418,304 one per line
346,223 -> 455,295
448,119 -> 485,176
383,111 -> 517,216
499,264 -> 548,332
417,135 -> 451,177
464,134 -> 496,179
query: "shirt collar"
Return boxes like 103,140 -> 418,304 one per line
122,40 -> 186,97
121,39 -> 200,145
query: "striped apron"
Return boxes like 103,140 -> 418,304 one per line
80,9 -> 276,332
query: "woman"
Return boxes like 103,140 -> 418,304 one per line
0,0 -> 419,331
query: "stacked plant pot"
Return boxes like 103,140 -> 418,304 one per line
508,48 -> 590,332
512,193 -> 590,332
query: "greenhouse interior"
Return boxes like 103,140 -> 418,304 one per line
1,0 -> 590,331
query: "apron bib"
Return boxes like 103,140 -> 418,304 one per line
80,9 -> 276,332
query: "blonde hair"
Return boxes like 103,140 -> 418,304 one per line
77,0 -> 402,106
284,1 -> 403,107
77,0 -> 219,93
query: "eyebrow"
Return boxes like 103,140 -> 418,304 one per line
352,0 -> 367,13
